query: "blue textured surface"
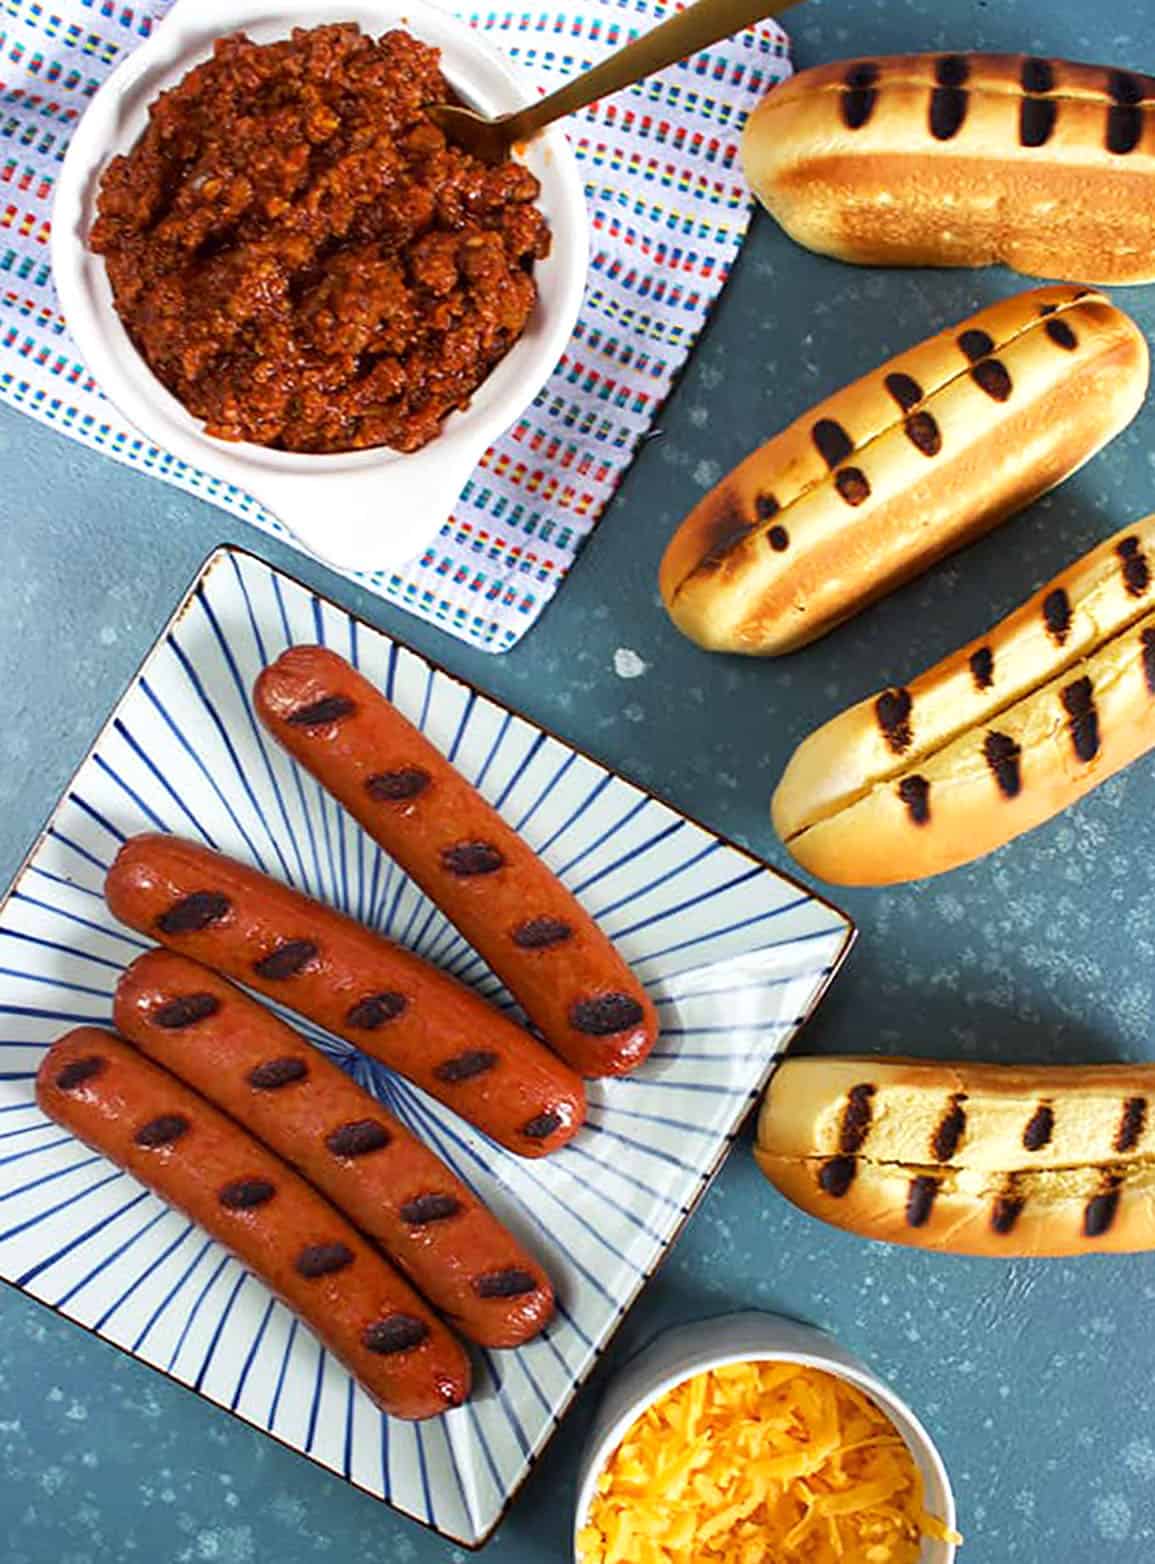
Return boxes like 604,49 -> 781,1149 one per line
5,2 -> 1155,1558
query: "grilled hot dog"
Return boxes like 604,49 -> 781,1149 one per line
659,286 -> 1147,655
38,1028 -> 470,1418
104,835 -> 586,1157
773,515 -> 1155,884
254,646 -> 658,1078
115,950 -> 555,1347
756,1056 -> 1155,1256
743,53 -> 1155,285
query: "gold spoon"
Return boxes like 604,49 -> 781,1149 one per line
431,0 -> 804,163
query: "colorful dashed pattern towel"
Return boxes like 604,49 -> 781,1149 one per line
1,0 -> 791,651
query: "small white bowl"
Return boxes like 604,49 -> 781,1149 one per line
51,0 -> 589,575
574,1311 -> 958,1564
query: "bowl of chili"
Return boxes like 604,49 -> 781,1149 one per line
52,0 -> 589,574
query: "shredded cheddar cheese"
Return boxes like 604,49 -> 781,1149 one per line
577,1363 -> 962,1564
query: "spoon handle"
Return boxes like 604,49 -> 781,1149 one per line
500,0 -> 803,143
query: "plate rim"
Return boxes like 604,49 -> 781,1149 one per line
0,540 -> 856,1548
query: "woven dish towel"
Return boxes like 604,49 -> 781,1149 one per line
1,0 -> 791,651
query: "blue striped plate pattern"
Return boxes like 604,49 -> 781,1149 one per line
0,546 -> 852,1546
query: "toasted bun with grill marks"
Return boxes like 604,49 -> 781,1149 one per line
773,515 -> 1155,885
658,286 -> 1147,656
743,53 -> 1155,285
756,1056 -> 1155,1256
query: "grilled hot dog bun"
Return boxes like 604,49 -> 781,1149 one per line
774,515 -> 1155,884
659,286 -> 1147,655
743,54 -> 1155,285
756,1056 -> 1155,1256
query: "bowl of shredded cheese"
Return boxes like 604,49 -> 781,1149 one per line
574,1312 -> 960,1564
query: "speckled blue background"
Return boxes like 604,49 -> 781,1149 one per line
5,1 -> 1155,1558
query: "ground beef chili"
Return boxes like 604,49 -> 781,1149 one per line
89,24 -> 551,453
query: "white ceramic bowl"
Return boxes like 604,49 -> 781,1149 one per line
51,0 -> 589,575
574,1311 -> 958,1564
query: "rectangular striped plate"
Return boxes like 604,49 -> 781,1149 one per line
0,546 -> 852,1545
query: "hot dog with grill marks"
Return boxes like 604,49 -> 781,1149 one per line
743,53 -> 1155,285
37,1028 -> 470,1418
756,1056 -> 1155,1256
115,950 -> 555,1348
104,835 -> 586,1157
773,516 -> 1155,884
254,646 -> 658,1078
659,286 -> 1147,655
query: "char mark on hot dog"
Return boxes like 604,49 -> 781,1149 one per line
153,992 -> 220,1028
345,991 -> 408,1028
252,939 -> 318,979
327,1120 -> 392,1157
287,695 -> 356,727
133,1113 -> 191,1148
157,891 -> 230,934
247,1057 -> 310,1089
365,768 -> 430,801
